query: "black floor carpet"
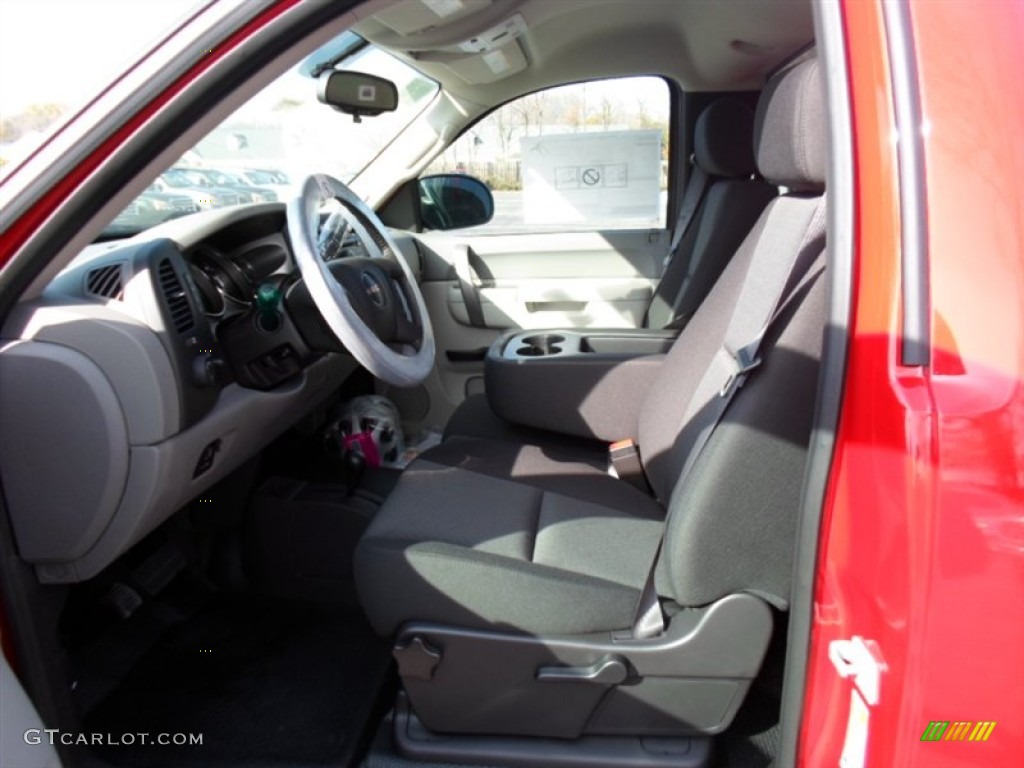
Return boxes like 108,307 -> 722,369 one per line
85,597 -> 393,768
711,685 -> 781,768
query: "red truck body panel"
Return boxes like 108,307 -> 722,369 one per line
800,1 -> 1024,764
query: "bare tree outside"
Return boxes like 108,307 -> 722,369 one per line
0,102 -> 67,143
597,95 -> 617,130
511,92 -> 550,137
562,94 -> 586,132
493,108 -> 516,155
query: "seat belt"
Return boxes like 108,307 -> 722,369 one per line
631,199 -> 827,639
663,161 -> 710,273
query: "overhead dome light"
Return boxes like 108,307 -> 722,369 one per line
457,14 -> 527,53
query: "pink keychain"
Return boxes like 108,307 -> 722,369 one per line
341,431 -> 381,468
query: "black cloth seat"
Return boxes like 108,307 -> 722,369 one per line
442,392 -> 610,468
423,436 -> 657,515
355,448 -> 664,635
355,58 -> 827,639
647,97 -> 776,330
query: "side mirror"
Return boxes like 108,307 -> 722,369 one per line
317,71 -> 398,122
418,174 -> 494,231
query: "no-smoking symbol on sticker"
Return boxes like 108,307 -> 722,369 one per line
582,167 -> 601,186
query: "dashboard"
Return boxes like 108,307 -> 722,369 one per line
0,203 -> 420,584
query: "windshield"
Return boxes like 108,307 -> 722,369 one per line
0,0 -> 204,183
104,32 -> 437,238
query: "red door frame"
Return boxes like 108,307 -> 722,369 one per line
799,1 -> 1024,765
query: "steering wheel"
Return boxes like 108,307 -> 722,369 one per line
287,174 -> 435,387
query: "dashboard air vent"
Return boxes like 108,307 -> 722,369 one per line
85,264 -> 124,301
157,258 -> 195,334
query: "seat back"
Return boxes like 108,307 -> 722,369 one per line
646,98 -> 777,329
638,57 -> 826,609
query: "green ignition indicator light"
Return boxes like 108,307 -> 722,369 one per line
255,282 -> 284,333
256,283 -> 282,311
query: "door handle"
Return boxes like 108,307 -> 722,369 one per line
536,655 -> 628,685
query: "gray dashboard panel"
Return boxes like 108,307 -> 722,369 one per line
31,353 -> 355,584
0,206 -> 365,583
0,340 -> 129,564
4,301 -> 181,444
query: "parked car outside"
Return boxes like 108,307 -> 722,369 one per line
187,167 -> 279,202
109,190 -> 199,230
150,171 -> 241,209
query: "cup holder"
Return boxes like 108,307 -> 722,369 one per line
516,334 -> 565,357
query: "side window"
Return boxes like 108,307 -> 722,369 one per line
424,77 -> 670,234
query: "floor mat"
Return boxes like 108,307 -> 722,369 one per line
85,597 -> 393,768
711,686 -> 781,768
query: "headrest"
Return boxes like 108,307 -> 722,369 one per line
694,98 -> 757,178
754,57 -> 825,190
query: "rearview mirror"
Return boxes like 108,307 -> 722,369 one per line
317,71 -> 398,121
418,174 -> 494,231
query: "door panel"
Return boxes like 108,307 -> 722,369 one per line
447,276 -> 656,329
1,654 -> 60,767
420,228 -> 664,329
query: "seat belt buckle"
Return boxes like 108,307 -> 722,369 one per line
719,346 -> 762,398
608,439 -> 652,494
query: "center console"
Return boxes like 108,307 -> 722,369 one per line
498,330 -> 676,360
485,329 -> 677,442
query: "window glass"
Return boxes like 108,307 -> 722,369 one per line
103,35 -> 437,237
0,0 -> 203,182
425,76 -> 670,234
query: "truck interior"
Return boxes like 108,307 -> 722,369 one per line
0,1 -> 845,767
